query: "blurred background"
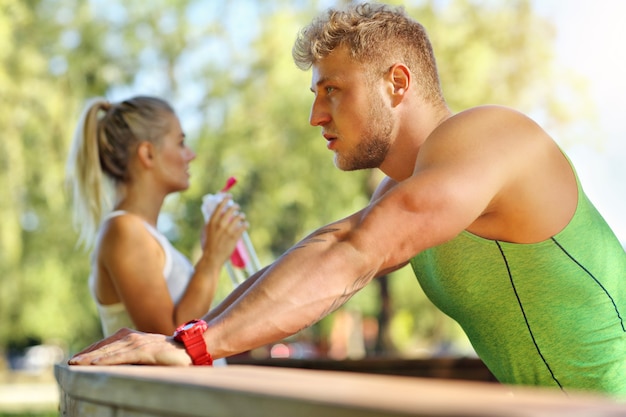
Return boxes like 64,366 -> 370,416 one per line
0,0 -> 624,412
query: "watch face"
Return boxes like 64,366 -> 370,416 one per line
175,319 -> 207,339
182,322 -> 196,331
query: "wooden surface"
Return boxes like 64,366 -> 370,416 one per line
55,363 -> 626,417
227,356 -> 499,381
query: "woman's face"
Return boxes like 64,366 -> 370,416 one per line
153,112 -> 196,193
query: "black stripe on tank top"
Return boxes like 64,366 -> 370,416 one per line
495,240 -> 564,391
551,237 -> 625,332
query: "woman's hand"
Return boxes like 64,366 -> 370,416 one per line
201,195 -> 248,265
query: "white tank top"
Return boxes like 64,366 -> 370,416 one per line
89,210 -> 194,337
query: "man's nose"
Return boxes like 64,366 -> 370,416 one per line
309,97 -> 330,127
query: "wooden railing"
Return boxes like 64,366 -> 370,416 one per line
226,356 -> 499,381
55,362 -> 626,417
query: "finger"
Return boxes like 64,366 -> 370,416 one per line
212,204 -> 241,231
237,216 -> 249,229
206,196 -> 232,223
223,204 -> 241,219
228,211 -> 248,229
215,195 -> 233,214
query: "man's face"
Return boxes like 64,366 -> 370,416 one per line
309,46 -> 392,171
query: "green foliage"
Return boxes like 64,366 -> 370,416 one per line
0,0 -> 108,351
0,0 -> 587,358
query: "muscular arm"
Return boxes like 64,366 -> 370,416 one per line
203,166 -> 494,358
204,214 -> 374,357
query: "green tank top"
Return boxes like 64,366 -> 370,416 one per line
410,171 -> 626,397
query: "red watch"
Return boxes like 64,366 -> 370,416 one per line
173,319 -> 213,366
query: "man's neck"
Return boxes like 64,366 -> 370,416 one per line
379,102 -> 452,181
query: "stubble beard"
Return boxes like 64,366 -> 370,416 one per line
335,95 -> 393,172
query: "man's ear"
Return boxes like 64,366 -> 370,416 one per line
389,63 -> 410,103
136,142 -> 155,168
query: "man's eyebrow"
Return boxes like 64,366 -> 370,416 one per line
310,76 -> 332,93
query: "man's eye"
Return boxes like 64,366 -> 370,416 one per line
326,86 -> 335,94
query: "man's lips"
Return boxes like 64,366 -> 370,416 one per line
323,133 -> 337,150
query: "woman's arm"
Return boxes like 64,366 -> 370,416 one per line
172,197 -> 247,327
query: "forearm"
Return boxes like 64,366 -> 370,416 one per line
205,222 -> 377,358
172,257 -> 222,327
203,265 -> 270,322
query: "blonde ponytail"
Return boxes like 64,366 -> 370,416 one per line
66,98 -> 114,249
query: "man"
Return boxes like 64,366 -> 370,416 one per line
70,3 -> 626,397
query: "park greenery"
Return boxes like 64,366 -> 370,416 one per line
0,0 -> 590,359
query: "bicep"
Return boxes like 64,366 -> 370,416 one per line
352,156 -> 504,271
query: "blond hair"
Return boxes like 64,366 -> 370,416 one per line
292,2 -> 444,103
66,96 -> 174,248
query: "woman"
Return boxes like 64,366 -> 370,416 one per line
66,96 -> 247,337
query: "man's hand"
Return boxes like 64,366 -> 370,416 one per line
68,328 -> 192,366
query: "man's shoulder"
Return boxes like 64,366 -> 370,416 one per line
458,104 -> 521,115
428,104 -> 546,151
449,105 -> 532,127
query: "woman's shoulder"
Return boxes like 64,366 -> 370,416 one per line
103,210 -> 146,229
95,212 -> 166,272
98,212 -> 156,248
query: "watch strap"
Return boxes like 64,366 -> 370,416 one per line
173,319 -> 213,366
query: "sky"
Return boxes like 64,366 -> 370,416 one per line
531,0 -> 626,245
